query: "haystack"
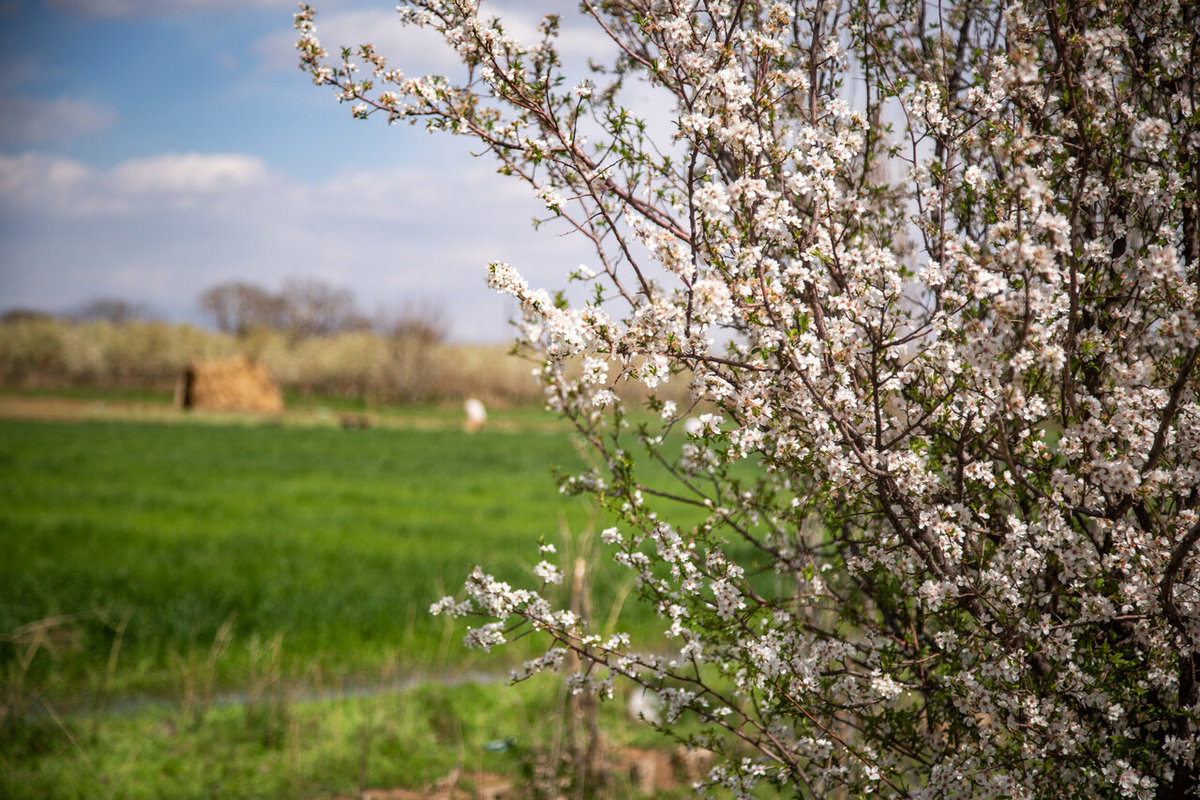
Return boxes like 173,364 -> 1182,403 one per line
177,355 -> 283,413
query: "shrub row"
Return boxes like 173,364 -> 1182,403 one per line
0,317 -> 542,406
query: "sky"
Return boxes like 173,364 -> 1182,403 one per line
0,0 -> 610,342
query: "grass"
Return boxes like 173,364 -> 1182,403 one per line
4,673 -> 703,800
0,403 -> 734,798
0,416 -> 655,701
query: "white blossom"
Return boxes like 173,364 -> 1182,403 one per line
301,0 -> 1200,794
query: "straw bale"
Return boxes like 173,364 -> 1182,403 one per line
178,355 -> 283,412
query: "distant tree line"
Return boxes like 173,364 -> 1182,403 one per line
2,277 -> 447,343
2,298 -> 156,326
0,279 -> 543,406
196,277 -> 447,344
198,278 -> 363,338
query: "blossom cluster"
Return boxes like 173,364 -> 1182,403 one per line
302,0 -> 1200,796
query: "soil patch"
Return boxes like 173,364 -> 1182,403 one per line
329,771 -> 510,800
0,394 -> 183,424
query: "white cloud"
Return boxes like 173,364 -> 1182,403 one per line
258,2 -> 614,79
0,149 -> 592,341
111,152 -> 273,194
46,0 -> 293,18
257,7 -> 462,76
491,3 -> 617,73
0,1 -> 685,342
0,151 -> 275,216
0,152 -> 102,212
0,96 -> 117,145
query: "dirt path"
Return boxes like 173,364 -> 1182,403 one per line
0,394 -> 183,423
0,393 -> 570,432
0,393 -> 304,426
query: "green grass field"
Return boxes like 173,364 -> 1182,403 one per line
0,412 -> 716,798
0,416 -> 645,698
0,397 -> 761,799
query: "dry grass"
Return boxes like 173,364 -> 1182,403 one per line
0,318 -> 696,411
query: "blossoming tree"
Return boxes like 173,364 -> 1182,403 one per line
298,1 -> 1199,796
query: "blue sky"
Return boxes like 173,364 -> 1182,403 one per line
0,0 -> 599,341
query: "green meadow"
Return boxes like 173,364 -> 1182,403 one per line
0,416 -> 609,692
0,411 -> 704,798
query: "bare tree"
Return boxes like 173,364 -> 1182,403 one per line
0,308 -> 54,324
278,277 -> 367,338
72,298 -> 153,324
372,300 -> 448,344
197,280 -> 285,336
372,300 -> 449,402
